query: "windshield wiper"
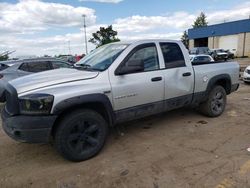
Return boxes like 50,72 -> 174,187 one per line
78,64 -> 91,68
75,64 -> 101,71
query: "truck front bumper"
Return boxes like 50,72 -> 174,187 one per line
243,77 -> 250,82
1,108 -> 57,143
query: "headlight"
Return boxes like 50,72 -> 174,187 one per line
19,94 -> 54,115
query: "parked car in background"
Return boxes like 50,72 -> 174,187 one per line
58,55 -> 77,64
0,60 -> 20,71
1,40 -> 239,162
209,49 -> 228,61
225,50 -> 235,59
189,47 -> 210,55
243,66 -> 250,83
190,54 -> 214,64
76,54 -> 85,62
0,57 -> 72,100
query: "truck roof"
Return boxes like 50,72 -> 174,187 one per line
113,39 -> 181,45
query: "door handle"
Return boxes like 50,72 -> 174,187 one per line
182,72 -> 192,77
151,77 -> 162,82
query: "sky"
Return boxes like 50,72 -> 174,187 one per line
0,0 -> 250,57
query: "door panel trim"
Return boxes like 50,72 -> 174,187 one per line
115,94 -> 193,123
115,100 -> 164,123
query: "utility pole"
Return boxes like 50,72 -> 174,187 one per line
68,40 -> 71,55
82,14 -> 88,55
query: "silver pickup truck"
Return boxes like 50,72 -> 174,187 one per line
1,40 -> 239,162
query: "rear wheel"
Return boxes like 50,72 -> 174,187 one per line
198,85 -> 227,117
54,109 -> 108,162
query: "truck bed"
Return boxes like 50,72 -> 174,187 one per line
192,61 -> 239,94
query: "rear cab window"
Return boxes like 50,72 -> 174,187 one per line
159,43 -> 185,69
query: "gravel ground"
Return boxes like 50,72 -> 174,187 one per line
0,82 -> 250,188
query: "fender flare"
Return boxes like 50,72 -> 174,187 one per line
205,74 -> 232,95
191,74 -> 232,106
53,93 -> 115,126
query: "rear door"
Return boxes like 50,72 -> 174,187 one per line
159,42 -> 194,110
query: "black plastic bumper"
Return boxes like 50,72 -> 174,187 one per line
1,108 -> 57,143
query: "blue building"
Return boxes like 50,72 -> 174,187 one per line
188,19 -> 250,57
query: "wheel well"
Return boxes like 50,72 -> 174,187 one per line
51,102 -> 111,138
214,79 -> 231,94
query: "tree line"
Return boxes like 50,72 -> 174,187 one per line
0,12 -> 208,61
89,12 -> 208,49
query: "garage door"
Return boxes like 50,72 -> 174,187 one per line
219,35 -> 238,55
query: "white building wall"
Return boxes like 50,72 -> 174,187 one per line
218,35 -> 238,55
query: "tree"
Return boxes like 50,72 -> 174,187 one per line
192,12 -> 208,28
89,25 -> 120,48
181,30 -> 189,49
0,55 -> 8,61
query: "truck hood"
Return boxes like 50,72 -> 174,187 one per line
9,68 -> 99,94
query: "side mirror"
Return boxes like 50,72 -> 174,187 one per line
116,59 -> 144,75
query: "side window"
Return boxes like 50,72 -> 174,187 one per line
196,56 -> 211,62
52,61 -> 71,69
19,63 -> 29,72
27,61 -> 51,73
125,44 -> 159,72
201,56 -> 211,62
160,43 -> 185,69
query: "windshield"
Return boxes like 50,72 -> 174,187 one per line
76,43 -> 128,71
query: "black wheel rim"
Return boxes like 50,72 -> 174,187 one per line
66,118 -> 101,154
211,91 -> 224,114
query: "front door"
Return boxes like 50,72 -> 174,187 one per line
109,43 -> 165,123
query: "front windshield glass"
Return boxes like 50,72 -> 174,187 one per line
76,43 -> 128,71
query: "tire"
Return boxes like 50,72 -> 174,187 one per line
54,109 -> 108,162
198,85 -> 227,117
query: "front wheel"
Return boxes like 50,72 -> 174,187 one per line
198,85 -> 227,117
54,109 -> 108,162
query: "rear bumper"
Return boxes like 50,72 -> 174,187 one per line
1,108 -> 57,143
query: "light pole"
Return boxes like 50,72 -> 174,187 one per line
68,40 -> 71,55
82,14 -> 88,54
